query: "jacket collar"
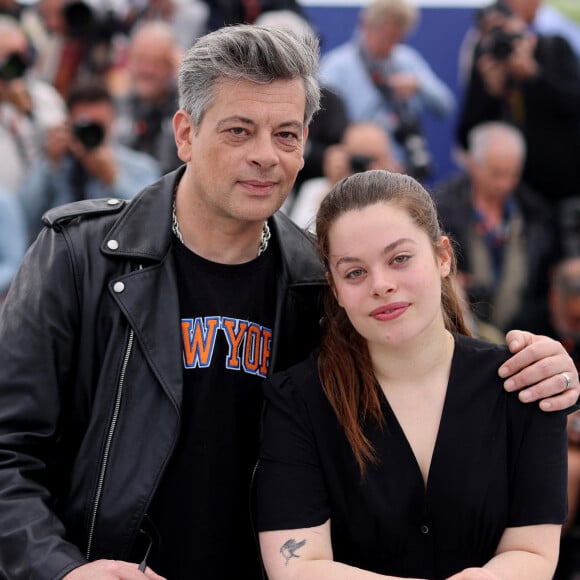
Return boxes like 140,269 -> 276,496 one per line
270,211 -> 324,286
103,165 -> 325,286
102,166 -> 183,261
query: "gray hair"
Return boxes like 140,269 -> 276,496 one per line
468,121 -> 527,164
177,24 -> 321,128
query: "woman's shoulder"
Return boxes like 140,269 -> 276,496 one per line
451,334 -> 512,389
263,351 -> 327,406
454,333 -> 511,364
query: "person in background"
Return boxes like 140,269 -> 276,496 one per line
205,0 -> 306,31
0,23 -> 576,580
0,15 -> 66,193
0,184 -> 26,302
456,0 -> 580,206
507,0 -> 580,60
289,121 -> 401,232
125,0 -> 208,52
256,169 -> 568,580
458,0 -> 580,85
319,0 -> 454,181
19,78 -> 160,239
434,121 -> 558,333
113,21 -> 182,174
35,0 -> 123,97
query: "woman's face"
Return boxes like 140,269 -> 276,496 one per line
327,201 -> 451,350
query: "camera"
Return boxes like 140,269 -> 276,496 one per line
393,117 -> 433,182
477,1 -> 523,61
62,0 -> 120,40
350,154 -> 374,174
73,120 -> 105,149
484,26 -> 524,61
0,52 -> 29,81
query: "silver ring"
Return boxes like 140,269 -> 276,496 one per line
561,372 -> 572,390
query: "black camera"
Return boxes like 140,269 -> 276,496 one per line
393,117 -> 432,182
484,26 -> 524,61
0,52 -> 29,81
73,120 -> 105,149
350,154 -> 374,174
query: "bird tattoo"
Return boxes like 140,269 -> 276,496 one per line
280,538 -> 306,566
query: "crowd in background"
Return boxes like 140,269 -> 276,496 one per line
1,0 -> 580,576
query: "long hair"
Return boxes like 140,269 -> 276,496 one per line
315,170 -> 470,474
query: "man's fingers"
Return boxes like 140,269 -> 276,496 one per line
536,381 -> 579,412
501,354 -> 579,411
499,340 -> 560,382
503,329 -> 535,355
498,330 -> 580,411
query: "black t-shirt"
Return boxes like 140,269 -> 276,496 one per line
147,237 -> 276,579
255,334 -> 568,580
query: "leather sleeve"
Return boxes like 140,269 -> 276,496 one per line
0,225 -> 87,579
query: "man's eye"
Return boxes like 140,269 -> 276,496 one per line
229,127 -> 247,136
278,131 -> 298,140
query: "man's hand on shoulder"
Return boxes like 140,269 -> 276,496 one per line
499,330 -> 579,411
63,560 -> 166,580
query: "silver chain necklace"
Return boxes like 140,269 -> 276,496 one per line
172,199 -> 271,257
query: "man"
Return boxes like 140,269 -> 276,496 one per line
290,121 -> 402,232
113,21 -> 183,174
458,0 -> 580,83
457,0 -> 580,205
19,79 -> 160,239
319,0 -> 454,180
435,121 -> 558,332
0,24 -> 576,580
506,0 -> 580,59
0,15 -> 66,193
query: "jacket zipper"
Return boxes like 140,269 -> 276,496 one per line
86,327 -> 135,560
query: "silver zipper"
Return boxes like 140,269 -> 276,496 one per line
86,327 -> 135,560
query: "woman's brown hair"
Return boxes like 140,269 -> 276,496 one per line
315,170 -> 470,474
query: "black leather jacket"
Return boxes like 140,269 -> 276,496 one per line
0,167 -> 326,580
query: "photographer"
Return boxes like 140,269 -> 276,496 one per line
19,79 -> 160,239
319,0 -> 454,182
289,121 -> 402,232
0,16 -> 66,193
113,21 -> 182,175
36,0 -> 125,97
457,0 -> 580,205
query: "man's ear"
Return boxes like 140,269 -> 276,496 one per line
300,125 -> 310,171
173,109 -> 194,162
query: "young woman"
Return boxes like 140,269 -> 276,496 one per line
255,170 -> 568,580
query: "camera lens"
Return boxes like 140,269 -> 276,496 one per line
0,52 -> 28,81
73,120 -> 105,149
350,155 -> 374,174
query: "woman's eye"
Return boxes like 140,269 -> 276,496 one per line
346,268 -> 365,279
392,254 -> 410,265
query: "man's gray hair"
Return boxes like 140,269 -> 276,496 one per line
468,121 -> 527,164
178,24 -> 321,129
